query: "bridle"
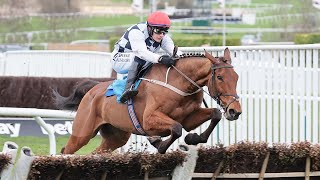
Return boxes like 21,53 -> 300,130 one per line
209,65 -> 239,112
171,63 -> 239,112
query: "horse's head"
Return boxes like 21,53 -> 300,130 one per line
205,48 -> 242,120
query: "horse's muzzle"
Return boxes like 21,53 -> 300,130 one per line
225,108 -> 241,120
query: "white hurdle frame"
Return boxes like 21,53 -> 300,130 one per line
0,107 -> 76,155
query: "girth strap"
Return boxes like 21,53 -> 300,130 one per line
127,99 -> 147,136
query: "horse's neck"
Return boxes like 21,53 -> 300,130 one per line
146,57 -> 211,91
175,57 -> 211,86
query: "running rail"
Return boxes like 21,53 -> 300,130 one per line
0,107 -> 76,155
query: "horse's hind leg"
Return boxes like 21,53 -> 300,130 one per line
62,135 -> 92,154
61,102 -> 103,154
95,124 -> 131,153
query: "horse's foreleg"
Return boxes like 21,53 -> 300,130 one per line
157,123 -> 182,154
182,108 -> 222,145
144,111 -> 183,154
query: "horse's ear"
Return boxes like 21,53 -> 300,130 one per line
172,46 -> 178,57
224,48 -> 232,64
204,49 -> 219,64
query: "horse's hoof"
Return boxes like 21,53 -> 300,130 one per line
158,149 -> 166,154
157,143 -> 168,154
158,147 -> 167,154
60,147 -> 65,154
185,133 -> 201,145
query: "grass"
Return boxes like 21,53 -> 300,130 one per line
0,0 -> 308,34
0,14 -> 142,44
252,0 -> 284,4
0,135 -> 102,155
0,15 -> 141,33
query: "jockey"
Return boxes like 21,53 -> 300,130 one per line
111,11 -> 183,103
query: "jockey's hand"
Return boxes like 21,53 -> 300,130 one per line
158,55 -> 176,67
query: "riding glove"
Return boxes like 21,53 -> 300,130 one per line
158,55 -> 176,67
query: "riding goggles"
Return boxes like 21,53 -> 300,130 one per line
153,28 -> 169,35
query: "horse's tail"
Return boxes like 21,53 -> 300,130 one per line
52,79 -> 100,111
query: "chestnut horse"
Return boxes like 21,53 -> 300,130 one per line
54,48 -> 242,154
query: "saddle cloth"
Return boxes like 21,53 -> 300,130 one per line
105,77 -> 141,103
105,63 -> 152,102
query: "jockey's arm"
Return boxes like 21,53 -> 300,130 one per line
161,36 -> 183,57
128,29 -> 160,63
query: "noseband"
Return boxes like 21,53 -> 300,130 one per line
210,65 -> 239,112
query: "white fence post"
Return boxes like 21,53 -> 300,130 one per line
172,144 -> 198,180
0,142 -> 19,180
13,147 -> 35,180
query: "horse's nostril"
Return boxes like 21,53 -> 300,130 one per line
229,109 -> 241,118
229,109 -> 235,116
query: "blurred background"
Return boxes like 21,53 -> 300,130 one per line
0,0 -> 319,52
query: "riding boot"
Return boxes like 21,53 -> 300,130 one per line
120,61 -> 141,103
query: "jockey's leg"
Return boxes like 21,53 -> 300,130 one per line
120,58 -> 143,103
181,108 -> 222,145
94,124 -> 131,153
144,111 -> 183,154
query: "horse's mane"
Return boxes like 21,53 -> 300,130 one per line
178,53 -> 205,59
177,52 -> 230,64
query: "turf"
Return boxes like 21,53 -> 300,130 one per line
0,135 -> 102,155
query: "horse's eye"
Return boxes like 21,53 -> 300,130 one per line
217,75 -> 223,80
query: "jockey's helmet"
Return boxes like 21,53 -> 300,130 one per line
147,11 -> 171,28
147,11 -> 170,37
